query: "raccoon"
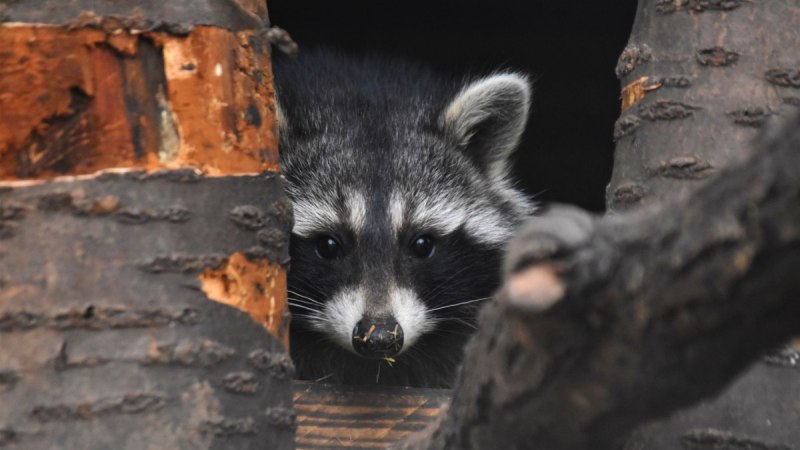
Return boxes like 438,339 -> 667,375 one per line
273,51 -> 534,388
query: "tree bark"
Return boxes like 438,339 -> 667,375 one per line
612,1 -> 800,447
609,0 -> 800,211
0,2 -> 293,449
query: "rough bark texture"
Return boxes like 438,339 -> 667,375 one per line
613,1 -> 800,448
399,109 -> 800,449
0,173 -> 294,449
0,1 -> 293,449
609,0 -> 800,212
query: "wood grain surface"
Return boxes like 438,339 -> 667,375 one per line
293,382 -> 450,449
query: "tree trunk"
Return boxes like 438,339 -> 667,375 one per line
613,1 -> 800,448
609,0 -> 800,212
400,1 -> 800,448
0,2 -> 293,449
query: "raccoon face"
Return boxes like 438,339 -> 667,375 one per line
276,54 -> 532,383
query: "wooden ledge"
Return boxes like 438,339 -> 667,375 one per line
293,382 -> 451,449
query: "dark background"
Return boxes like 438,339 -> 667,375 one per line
267,1 -> 638,212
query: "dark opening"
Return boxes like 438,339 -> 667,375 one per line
268,0 -> 638,212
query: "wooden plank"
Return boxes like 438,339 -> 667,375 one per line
293,382 -> 451,449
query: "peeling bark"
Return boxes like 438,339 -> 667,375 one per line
200,252 -> 289,349
0,25 -> 278,180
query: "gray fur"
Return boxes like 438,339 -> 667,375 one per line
274,51 -> 534,387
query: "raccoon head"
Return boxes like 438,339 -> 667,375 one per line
276,57 -> 532,381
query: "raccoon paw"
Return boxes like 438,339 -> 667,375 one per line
502,204 -> 596,312
504,204 -> 596,275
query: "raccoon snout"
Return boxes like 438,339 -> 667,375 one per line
352,318 -> 404,359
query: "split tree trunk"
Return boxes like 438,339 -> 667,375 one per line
401,1 -> 800,449
0,2 -> 293,449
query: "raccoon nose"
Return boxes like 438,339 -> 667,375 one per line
352,318 -> 404,359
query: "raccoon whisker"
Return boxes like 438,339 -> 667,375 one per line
288,302 -> 324,313
287,289 -> 325,305
399,346 -> 423,365
288,311 -> 327,322
290,315 -> 325,324
288,309 -> 324,317
288,297 -> 324,308
404,344 -> 445,368
422,266 -> 474,303
289,279 -> 329,298
429,323 -> 477,333
289,313 -> 315,319
427,297 -> 492,312
428,315 -> 479,331
424,273 -> 498,308
288,286 -> 324,296
314,373 -> 334,383
316,333 -> 344,350
451,321 -> 479,331
423,268 -> 473,301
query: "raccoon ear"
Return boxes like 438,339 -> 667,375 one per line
440,73 -> 531,180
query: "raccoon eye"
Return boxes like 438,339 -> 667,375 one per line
410,235 -> 435,258
315,235 -> 341,260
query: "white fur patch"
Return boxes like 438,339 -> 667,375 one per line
346,190 -> 367,234
464,208 -> 513,244
312,287 -> 365,353
390,285 -> 434,352
389,191 -> 406,234
291,197 -> 339,237
410,193 -> 512,245
411,194 -> 469,235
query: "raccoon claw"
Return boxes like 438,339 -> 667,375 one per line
502,204 -> 596,312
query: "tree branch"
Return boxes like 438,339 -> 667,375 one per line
402,113 -> 800,449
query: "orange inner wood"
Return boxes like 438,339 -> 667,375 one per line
0,25 -> 279,180
199,252 -> 289,349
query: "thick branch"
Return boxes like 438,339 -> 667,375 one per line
404,113 -> 800,449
